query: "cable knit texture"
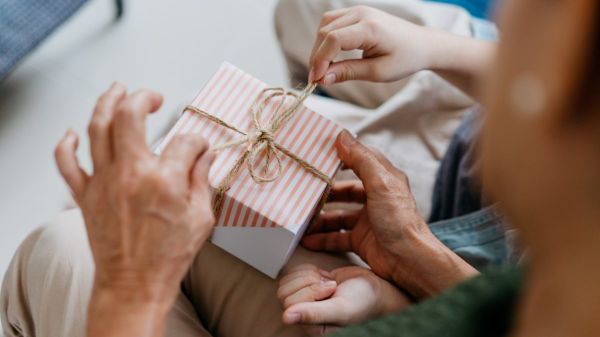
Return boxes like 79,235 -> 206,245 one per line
333,266 -> 523,337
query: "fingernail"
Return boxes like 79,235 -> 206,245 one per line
284,312 -> 301,324
308,69 -> 315,83
321,280 -> 337,288
323,72 -> 336,85
338,130 -> 355,152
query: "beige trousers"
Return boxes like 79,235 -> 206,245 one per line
1,209 -> 355,337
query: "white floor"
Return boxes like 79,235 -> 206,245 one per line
0,0 -> 287,281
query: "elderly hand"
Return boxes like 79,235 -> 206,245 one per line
54,82 -> 215,308
302,131 -> 478,298
277,264 -> 410,333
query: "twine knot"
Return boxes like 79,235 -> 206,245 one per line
245,127 -> 281,184
183,82 -> 333,217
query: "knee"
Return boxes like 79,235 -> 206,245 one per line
1,209 -> 93,335
3,209 -> 93,290
32,209 -> 92,266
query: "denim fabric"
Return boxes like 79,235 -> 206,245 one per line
427,108 -> 520,269
430,108 -> 485,223
429,206 -> 510,270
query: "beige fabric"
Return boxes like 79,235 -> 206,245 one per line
1,209 -> 355,337
1,210 -> 213,337
275,0 -> 474,109
1,1 -> 479,336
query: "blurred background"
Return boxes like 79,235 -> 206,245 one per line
0,0 -> 287,281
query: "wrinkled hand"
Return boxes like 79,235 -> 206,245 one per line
54,83 -> 216,304
278,264 -> 410,332
309,5 -> 440,85
302,131 -> 478,298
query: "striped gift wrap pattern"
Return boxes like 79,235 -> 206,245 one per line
157,62 -> 343,234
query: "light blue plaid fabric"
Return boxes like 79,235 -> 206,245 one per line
0,0 -> 88,80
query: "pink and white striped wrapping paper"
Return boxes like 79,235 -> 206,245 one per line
157,62 -> 343,233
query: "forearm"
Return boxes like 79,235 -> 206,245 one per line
426,29 -> 497,100
87,284 -> 173,337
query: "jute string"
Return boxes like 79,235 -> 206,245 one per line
183,83 -> 333,217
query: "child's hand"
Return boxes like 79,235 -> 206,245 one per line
308,5 -> 439,85
308,5 -> 497,99
277,264 -> 411,329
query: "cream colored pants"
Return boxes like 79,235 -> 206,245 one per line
1,209 -> 357,337
2,0 -> 477,336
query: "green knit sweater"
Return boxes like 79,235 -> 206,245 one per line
333,267 -> 523,337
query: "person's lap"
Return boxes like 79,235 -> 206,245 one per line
0,205 -> 510,337
0,209 -> 316,337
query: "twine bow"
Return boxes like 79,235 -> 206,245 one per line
183,83 -> 332,216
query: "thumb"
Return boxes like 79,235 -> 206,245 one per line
335,131 -> 387,193
283,298 -> 348,326
323,58 -> 381,85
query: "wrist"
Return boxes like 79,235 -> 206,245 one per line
418,27 -> 451,72
377,286 -> 411,317
93,270 -> 179,306
90,283 -> 173,310
426,29 -> 495,73
389,230 -> 478,298
87,283 -> 173,337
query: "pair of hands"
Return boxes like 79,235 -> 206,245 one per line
276,6 -> 481,329
277,130 -> 477,329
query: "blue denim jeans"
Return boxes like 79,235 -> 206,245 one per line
426,108 -> 521,270
429,206 -> 514,270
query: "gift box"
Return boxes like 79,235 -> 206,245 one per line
156,62 -> 343,278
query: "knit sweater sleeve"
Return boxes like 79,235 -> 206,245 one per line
331,266 -> 523,337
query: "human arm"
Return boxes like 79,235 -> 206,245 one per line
54,83 -> 216,337
302,131 -> 478,298
308,6 -> 496,100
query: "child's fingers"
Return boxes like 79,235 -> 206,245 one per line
281,281 -> 337,309
283,297 -> 348,325
278,264 -> 322,289
278,269 -> 335,303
